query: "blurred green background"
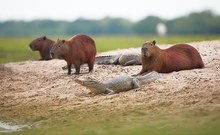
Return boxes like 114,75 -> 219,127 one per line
0,10 -> 220,63
1,10 -> 220,36
0,35 -> 220,64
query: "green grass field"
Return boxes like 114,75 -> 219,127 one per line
3,106 -> 220,135
0,35 -> 219,64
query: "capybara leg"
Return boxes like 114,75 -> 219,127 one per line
67,64 -> 72,75
74,65 -> 80,75
88,61 -> 94,72
42,53 -> 52,60
88,65 -> 93,72
39,52 -> 44,60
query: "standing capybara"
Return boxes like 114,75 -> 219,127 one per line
50,34 -> 97,75
29,36 -> 55,60
138,40 -> 204,74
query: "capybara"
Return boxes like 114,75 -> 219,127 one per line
50,34 -> 97,75
138,40 -> 204,74
29,36 -> 54,60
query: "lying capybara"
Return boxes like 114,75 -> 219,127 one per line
50,34 -> 97,75
29,36 -> 54,60
138,40 -> 204,74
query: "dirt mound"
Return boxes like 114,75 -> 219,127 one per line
0,40 -> 220,125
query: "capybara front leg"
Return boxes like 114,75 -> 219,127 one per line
67,64 -> 72,75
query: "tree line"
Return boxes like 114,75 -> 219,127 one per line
0,10 -> 220,36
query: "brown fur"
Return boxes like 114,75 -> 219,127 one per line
139,40 -> 204,74
50,34 -> 97,75
29,36 -> 54,60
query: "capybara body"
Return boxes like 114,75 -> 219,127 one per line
29,36 -> 54,60
139,40 -> 204,74
50,34 -> 97,75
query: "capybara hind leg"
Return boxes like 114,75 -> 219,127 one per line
88,65 -> 94,72
67,64 -> 72,75
74,65 -> 80,75
88,61 -> 94,72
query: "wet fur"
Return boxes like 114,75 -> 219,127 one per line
139,40 -> 204,74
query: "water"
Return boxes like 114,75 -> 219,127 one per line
0,121 -> 28,133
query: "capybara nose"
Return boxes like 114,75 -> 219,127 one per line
29,43 -> 35,51
29,43 -> 33,49
141,48 -> 147,53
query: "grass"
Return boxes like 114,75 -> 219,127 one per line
3,107 -> 220,135
94,35 -> 220,52
0,35 -> 220,64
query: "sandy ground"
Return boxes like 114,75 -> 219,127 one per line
0,40 -> 220,130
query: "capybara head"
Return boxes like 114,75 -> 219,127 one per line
141,40 -> 157,58
29,36 -> 49,51
50,39 -> 68,59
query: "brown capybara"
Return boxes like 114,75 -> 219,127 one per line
50,34 -> 97,75
29,36 -> 55,60
138,40 -> 204,75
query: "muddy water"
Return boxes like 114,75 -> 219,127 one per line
0,121 -> 28,133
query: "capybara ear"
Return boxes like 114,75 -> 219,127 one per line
152,40 -> 156,45
61,40 -> 65,43
43,36 -> 47,40
57,38 -> 60,41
